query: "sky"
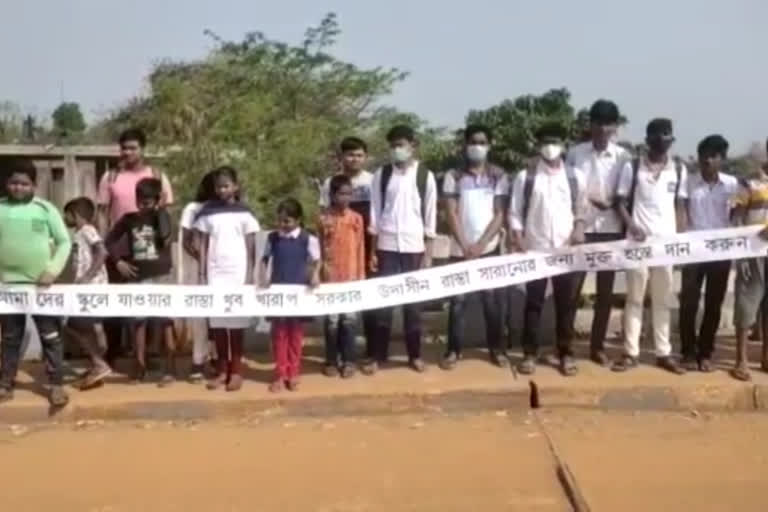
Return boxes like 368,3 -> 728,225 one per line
1,0 -> 766,155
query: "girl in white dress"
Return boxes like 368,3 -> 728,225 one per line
195,167 -> 260,391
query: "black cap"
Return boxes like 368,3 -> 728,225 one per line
646,118 -> 674,138
535,121 -> 568,142
589,99 -> 620,125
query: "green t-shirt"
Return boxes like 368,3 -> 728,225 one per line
0,197 -> 72,283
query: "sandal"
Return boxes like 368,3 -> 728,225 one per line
699,359 -> 714,373
360,359 -> 378,376
681,357 -> 699,372
226,374 -> 243,392
341,364 -> 356,379
409,358 -> 427,373
517,356 -> 536,375
657,356 -> 686,375
80,366 -> 111,390
439,352 -> 459,371
560,355 -> 578,377
268,380 -> 284,393
49,385 -> 69,408
611,354 -> 638,373
206,374 -> 227,391
730,365 -> 752,382
286,379 -> 300,392
322,365 -> 339,378
158,374 -> 175,388
490,351 -> 510,369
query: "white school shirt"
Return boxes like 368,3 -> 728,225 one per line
442,165 -> 508,257
686,172 -> 740,230
508,161 -> 587,251
318,170 -> 373,207
616,158 -> 688,237
369,161 -> 437,254
567,141 -> 629,234
262,228 -> 321,262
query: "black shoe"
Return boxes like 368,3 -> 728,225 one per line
590,350 -> 610,367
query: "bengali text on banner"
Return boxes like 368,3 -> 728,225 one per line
0,226 -> 765,318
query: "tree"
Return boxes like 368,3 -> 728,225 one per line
52,102 -> 86,138
0,101 -> 23,143
100,13 -> 411,223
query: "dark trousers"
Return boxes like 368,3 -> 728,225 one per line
104,260 -> 125,364
0,314 -> 64,388
325,313 -> 357,366
679,260 -> 731,360
370,250 -> 423,362
572,232 -> 623,352
447,256 -> 502,355
523,273 -> 579,357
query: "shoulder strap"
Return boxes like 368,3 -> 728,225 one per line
522,168 -> 537,224
380,164 -> 393,211
565,166 -> 578,216
627,158 -> 641,213
416,164 -> 429,222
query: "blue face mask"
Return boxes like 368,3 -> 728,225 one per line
391,147 -> 412,163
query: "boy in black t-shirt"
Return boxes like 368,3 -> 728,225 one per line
105,178 -> 177,385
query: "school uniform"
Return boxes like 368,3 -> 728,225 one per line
567,141 -> 630,354
616,158 -> 688,358
442,165 -> 508,357
679,172 -> 739,362
509,160 -> 586,358
263,228 -> 321,381
368,160 -> 437,363
178,201 -> 209,367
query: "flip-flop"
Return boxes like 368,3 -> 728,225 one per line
611,355 -> 638,373
560,356 -> 578,377
730,366 -> 752,382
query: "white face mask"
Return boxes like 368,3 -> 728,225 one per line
466,144 -> 489,163
391,146 -> 412,164
540,144 -> 563,161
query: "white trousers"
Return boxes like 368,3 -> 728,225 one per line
624,266 -> 674,358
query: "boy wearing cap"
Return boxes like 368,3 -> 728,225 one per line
509,122 -> 587,376
612,118 -> 688,374
567,99 -> 630,366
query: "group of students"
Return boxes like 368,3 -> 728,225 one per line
2,102 -> 768,407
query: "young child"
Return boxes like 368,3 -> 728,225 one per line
260,198 -> 321,392
63,197 -> 111,390
105,178 -> 177,385
317,175 -> 365,378
195,167 -> 259,392
0,159 -> 72,406
178,171 -> 216,383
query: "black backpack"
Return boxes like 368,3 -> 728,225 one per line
521,164 -> 579,224
380,163 -> 431,222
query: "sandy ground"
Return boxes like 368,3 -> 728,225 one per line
2,410 -> 767,512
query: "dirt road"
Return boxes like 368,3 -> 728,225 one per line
2,410 -> 766,511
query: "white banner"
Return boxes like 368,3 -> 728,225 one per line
0,226 -> 765,318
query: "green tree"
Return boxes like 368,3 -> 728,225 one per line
465,88 -> 579,172
0,101 -> 24,143
100,13 -> 410,223
52,102 -> 86,138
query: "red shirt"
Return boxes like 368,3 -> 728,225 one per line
317,208 -> 365,283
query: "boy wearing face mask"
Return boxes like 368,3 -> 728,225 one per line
365,125 -> 438,374
440,125 -> 509,370
566,100 -> 630,366
509,123 -> 587,376
612,118 -> 688,374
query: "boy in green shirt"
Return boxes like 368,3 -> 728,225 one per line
0,159 -> 72,406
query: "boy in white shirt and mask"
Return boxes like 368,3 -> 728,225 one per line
364,125 -> 438,374
612,118 -> 688,374
509,123 -> 587,376
441,125 -> 508,370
